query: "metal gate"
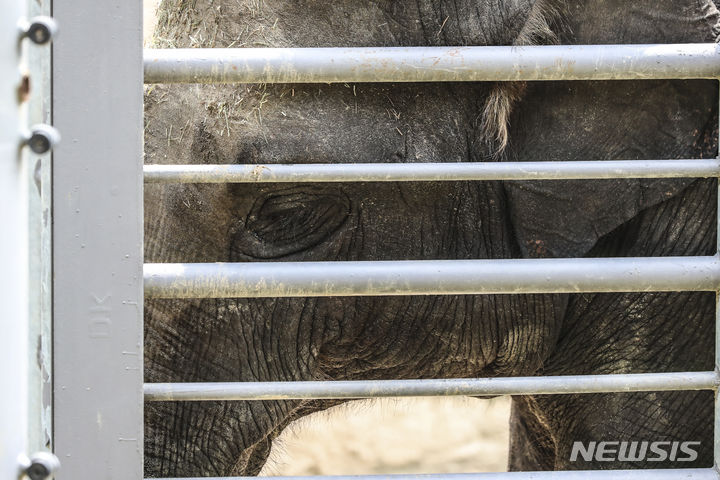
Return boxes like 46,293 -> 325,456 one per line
4,0 -> 720,478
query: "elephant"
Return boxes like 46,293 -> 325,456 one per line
143,0 -> 720,476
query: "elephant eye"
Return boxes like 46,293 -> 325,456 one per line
231,187 -> 351,259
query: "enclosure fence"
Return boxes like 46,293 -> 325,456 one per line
4,0 -> 720,479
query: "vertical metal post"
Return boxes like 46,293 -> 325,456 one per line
52,0 -> 144,479
1,0 -> 29,478
715,78 -> 720,473
27,0 -> 53,455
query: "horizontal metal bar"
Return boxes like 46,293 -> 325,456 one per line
144,256 -> 720,299
144,159 -> 720,184
144,371 -> 718,401
144,43 -> 720,84
148,469 -> 719,480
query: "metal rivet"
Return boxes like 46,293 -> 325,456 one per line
21,16 -> 58,45
25,125 -> 61,154
22,452 -> 60,480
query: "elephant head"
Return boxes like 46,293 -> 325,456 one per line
144,0 -> 720,476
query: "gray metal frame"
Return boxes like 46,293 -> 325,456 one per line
140,46 -> 720,479
41,2 -> 720,479
51,0 -> 144,479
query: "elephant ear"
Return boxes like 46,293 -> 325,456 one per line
500,0 -> 720,259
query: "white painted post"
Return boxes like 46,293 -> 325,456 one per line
0,0 -> 30,478
26,0 -> 54,455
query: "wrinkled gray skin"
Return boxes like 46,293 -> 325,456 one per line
144,0 -> 720,476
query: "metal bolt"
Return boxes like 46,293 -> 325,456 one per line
21,16 -> 58,45
25,125 -> 61,154
22,452 -> 60,480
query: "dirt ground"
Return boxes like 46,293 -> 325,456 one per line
260,397 -> 510,475
143,2 -> 511,474
143,0 -> 162,45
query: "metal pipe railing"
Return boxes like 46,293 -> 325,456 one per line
149,470 -> 719,480
144,159 -> 720,184
144,43 -> 720,84
140,41 -> 720,480
144,371 -> 718,402
144,256 -> 720,299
